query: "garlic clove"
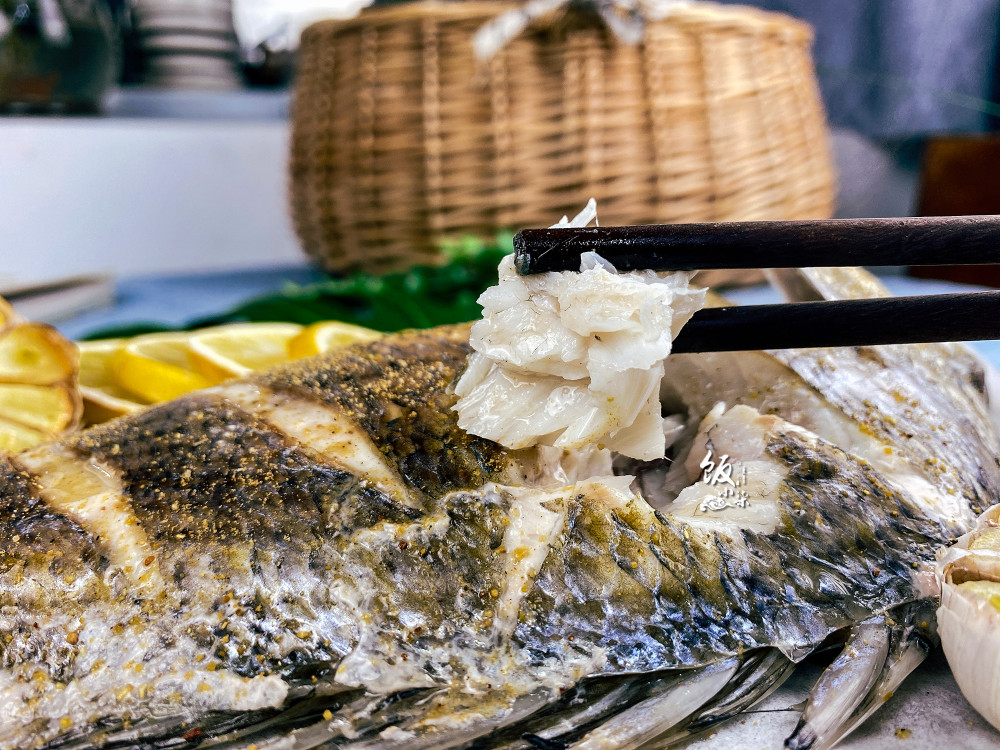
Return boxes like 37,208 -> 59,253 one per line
937,504 -> 1000,731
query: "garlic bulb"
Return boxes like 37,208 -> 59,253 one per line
936,503 -> 1000,730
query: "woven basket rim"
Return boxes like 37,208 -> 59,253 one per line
301,1 -> 813,43
291,0 -> 831,275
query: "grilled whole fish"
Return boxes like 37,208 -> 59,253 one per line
1,271 -> 998,750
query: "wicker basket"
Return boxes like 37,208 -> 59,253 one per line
290,1 -> 835,274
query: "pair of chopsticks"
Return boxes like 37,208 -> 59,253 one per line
512,215 -> 1000,352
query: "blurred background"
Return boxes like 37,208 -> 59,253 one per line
2,0 -> 999,326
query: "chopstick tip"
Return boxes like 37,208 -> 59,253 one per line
512,231 -> 533,275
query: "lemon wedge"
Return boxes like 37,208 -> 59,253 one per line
0,296 -> 81,452
74,320 -> 382,429
110,333 -> 214,403
188,323 -> 304,380
77,339 -> 147,425
288,321 -> 382,359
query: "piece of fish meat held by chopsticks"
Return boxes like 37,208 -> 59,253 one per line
454,200 -> 705,461
1,204 -> 999,750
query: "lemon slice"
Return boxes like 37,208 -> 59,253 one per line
77,339 -> 147,425
74,320 -> 381,429
188,323 -> 303,380
110,333 -> 214,403
288,321 -> 382,359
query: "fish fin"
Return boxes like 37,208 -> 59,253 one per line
766,268 -> 828,303
812,600 -> 938,750
480,653 -> 788,750
470,670 -> 690,750
784,616 -> 893,750
42,710 -> 279,750
211,688 -> 442,749
567,659 -> 740,750
334,689 -> 556,750
643,648 -> 796,748
41,684 -> 362,750
334,661 -> 733,750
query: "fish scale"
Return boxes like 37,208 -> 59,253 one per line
510,429 -> 945,676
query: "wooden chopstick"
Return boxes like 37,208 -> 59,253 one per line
672,292 -> 1000,352
511,216 -> 1000,350
513,215 -> 1000,275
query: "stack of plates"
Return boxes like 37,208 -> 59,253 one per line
131,0 -> 243,89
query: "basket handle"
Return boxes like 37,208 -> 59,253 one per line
473,0 -> 687,59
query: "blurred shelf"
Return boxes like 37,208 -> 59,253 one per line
0,87 -> 291,121
103,86 -> 291,120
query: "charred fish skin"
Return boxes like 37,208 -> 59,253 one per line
0,396 -> 382,748
257,324 -> 509,500
770,342 -> 1000,522
661,344 -> 999,535
660,268 -> 1000,536
68,392 -> 422,677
